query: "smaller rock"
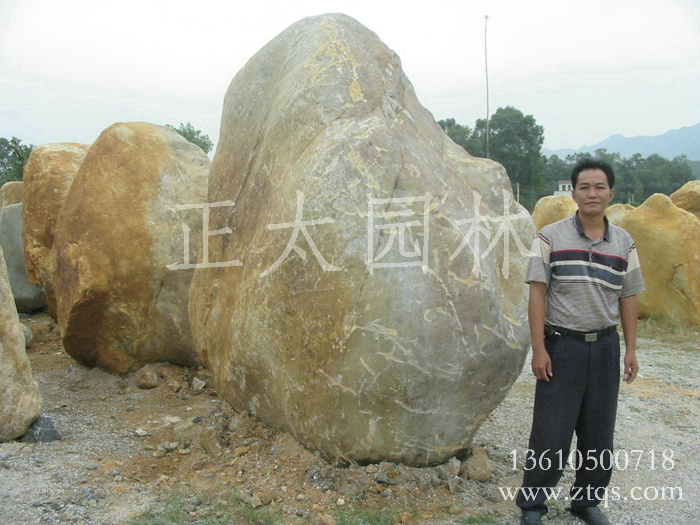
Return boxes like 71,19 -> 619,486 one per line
134,366 -> 160,389
296,509 -> 311,519
21,324 -> 33,347
318,515 -> 336,525
379,489 -> 393,499
200,426 -> 223,455
462,447 -> 493,482
233,446 -> 250,458
191,377 -> 206,392
21,415 -> 61,443
173,418 -> 200,446
134,428 -> 148,437
248,493 -> 263,508
446,457 -> 461,476
447,476 -> 469,495
374,472 -> 395,485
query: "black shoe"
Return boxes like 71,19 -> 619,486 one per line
520,510 -> 543,525
569,506 -> 611,525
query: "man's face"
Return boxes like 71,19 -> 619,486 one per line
572,168 -> 615,216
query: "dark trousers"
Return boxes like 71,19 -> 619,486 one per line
517,331 -> 620,513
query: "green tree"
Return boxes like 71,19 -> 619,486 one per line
543,149 -> 694,206
166,122 -> 214,154
471,106 -> 547,210
542,154 -> 570,193
0,136 -> 33,185
438,118 -> 471,152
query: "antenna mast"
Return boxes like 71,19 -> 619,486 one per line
484,14 -> 491,159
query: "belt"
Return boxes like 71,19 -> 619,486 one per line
545,324 -> 617,342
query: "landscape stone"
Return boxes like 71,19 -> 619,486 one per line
53,122 -> 210,374
0,244 -> 42,442
22,143 -> 90,319
670,180 -> 700,220
0,181 -> 23,209
0,204 -> 47,312
189,14 -> 533,466
531,194 -> 577,232
616,193 -> 700,325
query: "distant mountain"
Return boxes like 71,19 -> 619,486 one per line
544,123 -> 700,161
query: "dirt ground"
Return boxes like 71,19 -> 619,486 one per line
1,312 -> 698,525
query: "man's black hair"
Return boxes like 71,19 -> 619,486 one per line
571,158 -> 615,189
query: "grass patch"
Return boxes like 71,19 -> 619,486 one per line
635,317 -> 699,346
130,492 -> 282,525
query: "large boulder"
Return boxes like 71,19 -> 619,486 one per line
189,14 -> 534,466
0,181 -> 24,209
53,122 -> 210,374
616,194 -> 700,325
0,244 -> 42,442
0,204 -> 47,312
605,203 -> 635,224
23,143 -> 90,318
670,180 -> 700,220
531,194 -> 577,232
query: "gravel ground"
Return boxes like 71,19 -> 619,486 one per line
0,313 -> 697,525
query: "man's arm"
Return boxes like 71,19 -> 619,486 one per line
529,281 -> 552,381
620,294 -> 639,383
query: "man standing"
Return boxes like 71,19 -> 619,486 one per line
517,159 -> 645,525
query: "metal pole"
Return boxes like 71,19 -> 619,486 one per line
484,14 -> 491,159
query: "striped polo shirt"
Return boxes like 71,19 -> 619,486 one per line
526,213 -> 645,332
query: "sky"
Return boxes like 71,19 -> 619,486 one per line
1,0 -> 699,154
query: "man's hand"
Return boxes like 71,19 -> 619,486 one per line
528,282 -> 551,381
620,295 -> 640,384
624,351 -> 638,383
532,347 -> 553,381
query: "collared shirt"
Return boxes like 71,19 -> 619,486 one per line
526,213 -> 645,332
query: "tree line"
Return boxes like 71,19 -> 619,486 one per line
439,107 -> 694,211
2,114 -> 694,211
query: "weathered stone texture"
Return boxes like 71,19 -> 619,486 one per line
189,14 -> 534,466
0,181 -> 24,209
22,143 -> 90,318
0,244 -> 42,441
532,194 -> 577,232
0,204 -> 47,312
53,122 -> 210,374
617,194 -> 700,326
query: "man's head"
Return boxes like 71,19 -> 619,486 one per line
571,159 -> 615,216
571,158 -> 615,189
